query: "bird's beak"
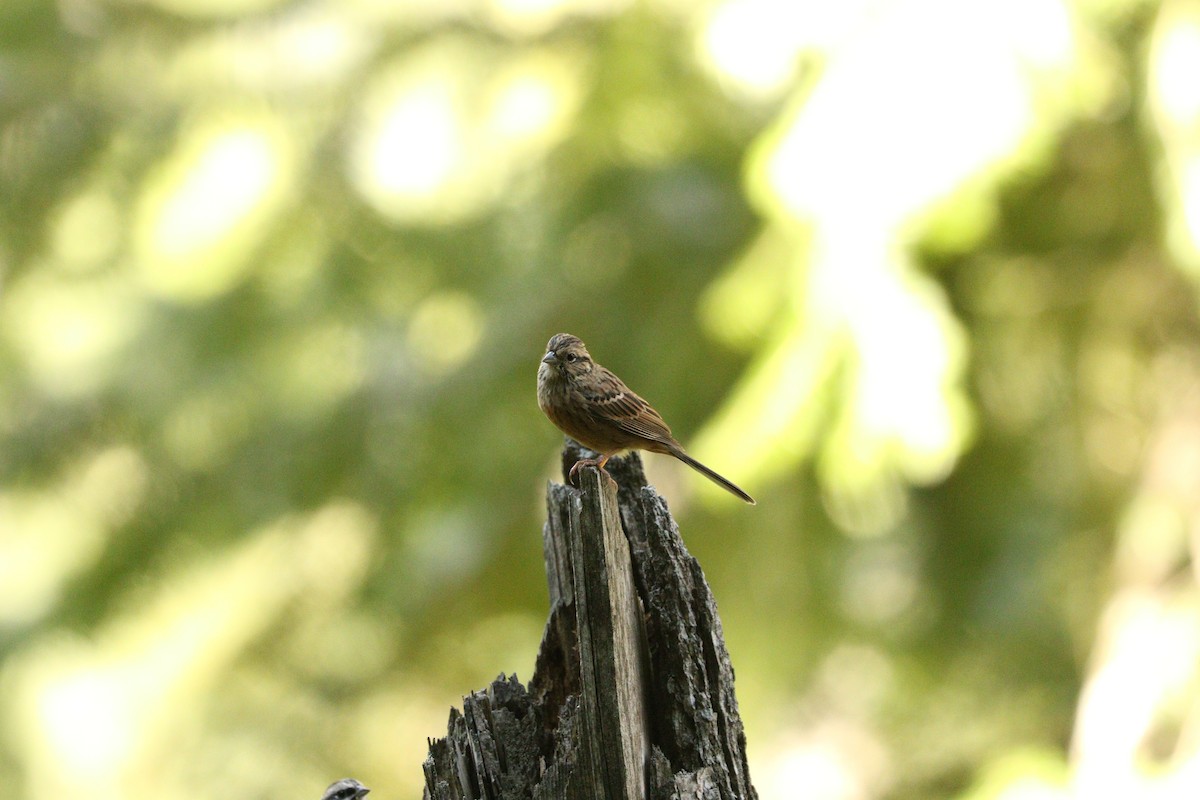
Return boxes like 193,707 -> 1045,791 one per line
542,351 -> 557,365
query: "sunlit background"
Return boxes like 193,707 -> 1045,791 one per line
3,0 -> 1200,798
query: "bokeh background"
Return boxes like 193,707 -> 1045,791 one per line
4,0 -> 1200,798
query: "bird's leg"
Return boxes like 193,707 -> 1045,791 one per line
568,454 -> 612,486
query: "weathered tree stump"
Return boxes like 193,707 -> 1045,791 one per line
422,443 -> 756,800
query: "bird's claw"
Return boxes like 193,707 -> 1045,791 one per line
568,457 -> 614,487
568,458 -> 594,485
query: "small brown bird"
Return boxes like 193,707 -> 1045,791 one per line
537,333 -> 754,504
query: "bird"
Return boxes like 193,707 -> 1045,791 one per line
537,333 -> 754,504
321,778 -> 370,800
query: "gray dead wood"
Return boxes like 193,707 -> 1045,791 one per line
422,442 -> 756,800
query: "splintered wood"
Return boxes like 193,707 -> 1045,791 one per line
422,445 -> 756,800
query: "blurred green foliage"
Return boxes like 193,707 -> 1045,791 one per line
3,1 -> 1200,799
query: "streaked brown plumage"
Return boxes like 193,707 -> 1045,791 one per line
537,333 -> 754,504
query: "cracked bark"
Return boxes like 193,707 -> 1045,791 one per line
422,442 -> 757,800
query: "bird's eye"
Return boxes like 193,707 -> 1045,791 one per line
566,353 -> 577,362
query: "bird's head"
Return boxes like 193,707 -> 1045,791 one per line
321,778 -> 369,800
540,333 -> 594,382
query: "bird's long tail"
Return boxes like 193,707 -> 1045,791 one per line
669,447 -> 755,504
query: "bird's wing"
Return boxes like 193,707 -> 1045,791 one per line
581,368 -> 675,444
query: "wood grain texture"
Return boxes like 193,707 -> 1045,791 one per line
422,441 -> 757,800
